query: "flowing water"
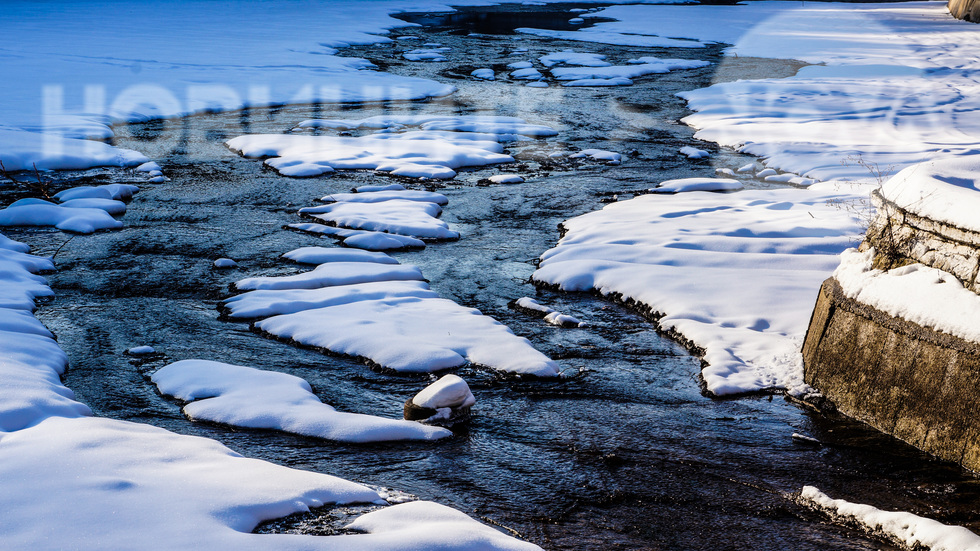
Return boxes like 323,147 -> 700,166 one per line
6,4 -> 980,550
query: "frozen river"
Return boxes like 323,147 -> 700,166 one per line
5,3 -> 979,549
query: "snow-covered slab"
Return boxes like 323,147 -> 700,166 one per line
532,184 -> 868,395
254,296 -> 560,376
286,223 -> 427,251
539,51 -> 609,67
800,486 -> 980,551
59,197 -> 127,215
283,247 -> 400,265
0,199 -> 122,233
300,200 -> 459,241
232,262 -> 425,292
551,58 -> 708,81
562,78 -> 633,87
471,68 -> 495,80
0,129 -> 147,173
834,249 -> 980,343
680,146 -> 710,159
54,183 -> 140,202
297,115 -> 556,139
650,177 -> 743,193
321,189 -> 449,206
511,68 -> 544,80
152,360 -> 451,442
515,27 -> 706,49
226,131 -> 515,179
222,280 -> 437,320
570,149 -> 621,163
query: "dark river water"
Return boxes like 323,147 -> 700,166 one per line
5,3 -> 980,550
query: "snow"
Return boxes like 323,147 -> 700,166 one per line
322,190 -> 449,207
880,156 -> 980,234
508,61 -> 534,70
412,374 -> 476,409
127,345 -> 156,355
736,163 -> 756,174
651,177 -> 743,193
283,246 -> 400,265
54,183 -> 139,201
471,68 -> 495,80
489,174 -> 525,184
680,146 -> 710,159
299,200 -> 459,240
287,223 -> 427,251
233,262 -> 425,292
533,184 -> 868,395
514,297 -> 586,328
152,359 -> 451,442
756,169 -> 778,178
228,115 -> 560,179
404,48 -> 450,62
511,68 -> 544,80
800,486 -> 980,551
562,78 -> 633,87
214,258 -> 238,269
526,82 -> 549,88
539,51 -> 610,68
0,199 -> 123,234
228,252 -> 559,376
516,27 -> 707,49
550,58 -> 709,82
570,149 -> 622,163
834,249 -> 980,344
0,129 -> 147,173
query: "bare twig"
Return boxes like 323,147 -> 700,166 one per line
0,160 -> 54,199
51,235 -> 75,261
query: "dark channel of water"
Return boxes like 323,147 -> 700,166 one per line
5,4 -> 980,550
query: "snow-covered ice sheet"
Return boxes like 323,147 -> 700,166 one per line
152,360 -> 451,442
532,184 -> 868,395
834,249 -> 980,343
227,130 -> 515,179
229,252 -> 559,376
800,486 -> 980,551
299,200 -> 459,240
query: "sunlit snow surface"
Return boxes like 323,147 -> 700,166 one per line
227,249 -> 560,377
152,359 -> 451,442
533,184 -> 868,395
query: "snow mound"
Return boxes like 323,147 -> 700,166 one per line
286,223 -> 427,251
471,68 -> 495,80
532,185 -> 868,395
551,57 -> 708,83
299,200 -> 459,241
651,177 -> 743,193
54,183 -> 139,202
321,189 -> 448,206
232,262 -> 424,292
0,199 -> 122,233
489,174 -> 525,184
570,149 -> 621,163
213,258 -> 238,269
680,146 -> 710,159
540,51 -> 610,68
800,486 -> 980,551
513,297 -> 586,328
152,359 -> 451,442
283,247 -> 399,265
412,374 -> 476,409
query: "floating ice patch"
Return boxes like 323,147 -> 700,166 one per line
511,68 -> 543,80
488,174 -> 525,184
355,183 -> 405,193
126,345 -> 156,356
299,200 -> 458,241
403,48 -> 450,62
551,58 -> 709,83
650,178 -> 743,193
532,184 -> 869,395
152,360 -> 451,442
562,78 -> 632,87
286,223 -> 426,251
507,61 -> 533,69
213,258 -> 238,269
255,296 -> 560,376
539,51 -> 609,67
227,124 -> 523,179
283,247 -> 399,265
0,129 -> 147,173
516,27 -> 707,49
54,183 -> 139,202
0,199 -> 122,233
222,280 -> 437,320
569,17 -> 584,24
471,68 -> 495,80
570,149 -> 621,163
680,146 -> 710,159
736,163 -> 757,174
58,198 -> 127,215
232,262 -> 425,292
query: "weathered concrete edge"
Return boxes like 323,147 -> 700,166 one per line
949,0 -> 980,22
803,277 -> 980,472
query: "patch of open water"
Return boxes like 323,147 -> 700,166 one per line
5,3 -> 980,550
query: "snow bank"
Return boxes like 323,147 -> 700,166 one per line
879,156 -> 980,234
800,486 -> 980,551
834,249 -> 980,344
152,360 -> 451,442
533,185 -> 868,395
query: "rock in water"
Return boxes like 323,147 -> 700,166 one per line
404,375 -> 475,426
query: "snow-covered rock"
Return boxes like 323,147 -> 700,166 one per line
488,174 -> 525,184
213,258 -> 238,269
680,146 -> 710,159
403,374 -> 475,425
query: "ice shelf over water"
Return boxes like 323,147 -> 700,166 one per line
228,248 -> 560,377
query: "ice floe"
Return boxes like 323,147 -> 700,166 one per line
471,68 -> 495,80
213,258 -> 238,269
539,51 -> 610,68
228,252 -> 559,377
299,200 -> 458,240
287,223 -> 427,251
513,297 -> 586,328
403,47 -> 450,62
152,359 -> 451,442
551,57 -> 709,84
570,149 -> 621,164
680,146 -> 710,159
650,177 -> 743,194
283,246 -> 400,265
532,184 -> 868,395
